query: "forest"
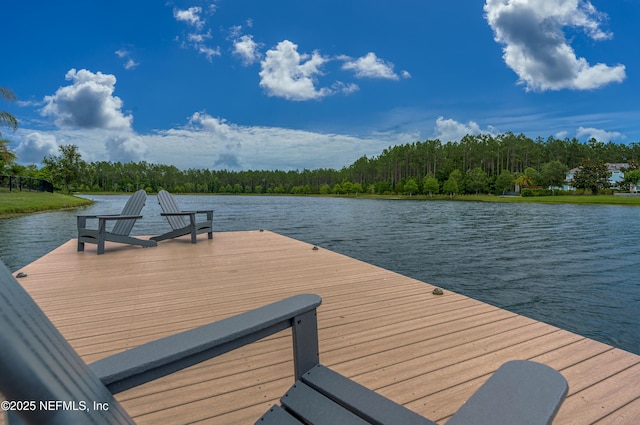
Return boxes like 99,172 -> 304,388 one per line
10,132 -> 640,196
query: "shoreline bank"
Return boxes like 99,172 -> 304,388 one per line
3,191 -> 640,218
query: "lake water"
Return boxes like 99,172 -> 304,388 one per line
1,195 -> 638,356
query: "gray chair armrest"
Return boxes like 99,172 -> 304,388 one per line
160,211 -> 195,216
77,215 -> 142,226
96,215 -> 143,220
90,294 -> 322,394
446,360 -> 568,425
160,210 -> 213,216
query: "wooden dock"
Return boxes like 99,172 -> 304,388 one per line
5,230 -> 640,424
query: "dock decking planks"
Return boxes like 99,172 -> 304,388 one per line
3,230 -> 639,424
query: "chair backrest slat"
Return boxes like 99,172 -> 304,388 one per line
157,190 -> 188,230
0,261 -> 135,424
112,190 -> 147,236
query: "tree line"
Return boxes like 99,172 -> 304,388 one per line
21,132 -> 638,196
3,85 -> 637,196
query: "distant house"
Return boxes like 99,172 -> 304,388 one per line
563,163 -> 629,191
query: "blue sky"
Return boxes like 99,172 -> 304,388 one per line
3,0 -> 639,171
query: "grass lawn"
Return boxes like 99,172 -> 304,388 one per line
0,190 -> 92,217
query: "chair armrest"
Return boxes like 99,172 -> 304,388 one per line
95,215 -> 143,220
446,360 -> 568,425
160,210 -> 213,216
89,294 -> 322,394
77,215 -> 98,229
160,211 -> 195,216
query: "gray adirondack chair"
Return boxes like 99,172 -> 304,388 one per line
150,190 -> 213,244
0,260 -> 567,425
77,189 -> 157,255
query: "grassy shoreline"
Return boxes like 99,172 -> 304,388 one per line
355,193 -> 640,205
0,191 -> 93,218
3,191 -> 640,218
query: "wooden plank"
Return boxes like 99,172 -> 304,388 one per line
2,230 -> 638,425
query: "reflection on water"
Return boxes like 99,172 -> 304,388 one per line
1,195 -> 638,355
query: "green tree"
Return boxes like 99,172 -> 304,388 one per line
403,178 -> 419,196
42,145 -> 89,193
465,167 -> 488,194
422,174 -> 439,197
319,184 -> 331,194
513,173 -> 533,194
0,140 -> 16,172
540,161 -> 568,194
524,167 -> 540,185
623,169 -> 640,193
571,158 -> 611,194
494,169 -> 513,195
449,169 -> 464,190
1,87 -> 18,169
442,177 -> 459,198
350,182 -> 363,194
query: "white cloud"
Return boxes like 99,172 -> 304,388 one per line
576,126 -> 624,142
188,32 -> 210,43
173,7 -> 205,29
41,69 -> 133,130
341,52 -> 408,80
166,112 -> 407,169
142,112 -> 417,170
196,44 -> 221,61
115,49 -> 139,70
484,0 -> 626,91
331,81 -> 360,95
105,133 -> 149,163
123,59 -> 139,70
14,132 -> 59,164
233,35 -> 262,65
13,110 -> 418,170
189,112 -> 235,138
259,40 -> 332,101
28,69 -> 150,164
173,6 -> 220,61
228,25 -> 243,39
433,117 -> 494,142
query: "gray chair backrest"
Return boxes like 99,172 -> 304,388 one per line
111,190 -> 147,236
157,190 -> 189,230
0,261 -> 135,425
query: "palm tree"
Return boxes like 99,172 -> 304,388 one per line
513,174 -> 533,194
1,87 -> 18,166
